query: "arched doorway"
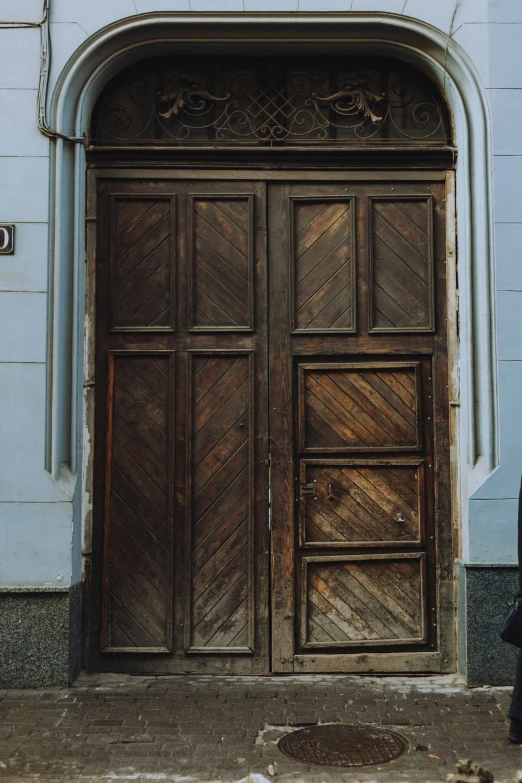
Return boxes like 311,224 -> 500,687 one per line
85,55 -> 454,674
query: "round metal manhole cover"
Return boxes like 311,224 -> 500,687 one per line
277,723 -> 408,767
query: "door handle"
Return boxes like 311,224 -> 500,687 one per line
327,482 -> 334,501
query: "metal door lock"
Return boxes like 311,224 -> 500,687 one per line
300,480 -> 317,499
396,512 -> 406,523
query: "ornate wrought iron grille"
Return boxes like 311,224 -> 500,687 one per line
90,57 -> 452,147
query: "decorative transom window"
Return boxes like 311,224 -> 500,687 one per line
90,57 -> 453,147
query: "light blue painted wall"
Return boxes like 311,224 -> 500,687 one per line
0,502 -> 72,587
468,0 -> 522,562
0,0 -> 521,588
0,18 -> 72,587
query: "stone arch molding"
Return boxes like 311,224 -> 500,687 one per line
46,13 -> 498,510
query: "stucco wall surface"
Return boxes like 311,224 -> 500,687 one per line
0,0 -> 520,591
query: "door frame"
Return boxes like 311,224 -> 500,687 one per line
84,165 -> 458,674
44,21 -> 499,681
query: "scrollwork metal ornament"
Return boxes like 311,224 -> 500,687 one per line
315,83 -> 385,125
158,74 -> 230,119
92,58 -> 451,147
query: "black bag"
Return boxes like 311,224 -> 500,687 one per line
500,597 -> 522,648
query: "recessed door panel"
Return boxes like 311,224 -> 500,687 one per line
292,198 -> 355,333
301,554 -> 427,649
369,197 -> 434,332
110,196 -> 175,331
299,362 -> 422,452
299,460 -> 424,547
188,352 -> 254,654
190,195 -> 254,331
101,352 -> 174,653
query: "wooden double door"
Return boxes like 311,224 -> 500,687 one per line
89,170 -> 452,675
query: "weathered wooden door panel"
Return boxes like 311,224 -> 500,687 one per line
101,351 -> 174,653
190,196 -> 254,331
301,554 -> 427,649
91,178 -> 268,674
292,197 -> 356,333
188,352 -> 255,654
269,177 -> 449,675
298,362 -> 423,452
369,197 -> 434,332
299,460 -> 425,548
111,196 -> 176,331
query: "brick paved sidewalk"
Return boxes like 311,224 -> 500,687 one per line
0,674 -> 521,783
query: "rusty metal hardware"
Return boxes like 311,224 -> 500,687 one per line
300,480 -> 317,498
327,482 -> 334,500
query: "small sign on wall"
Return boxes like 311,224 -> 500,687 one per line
0,225 -> 14,255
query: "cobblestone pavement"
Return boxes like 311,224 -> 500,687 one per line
0,674 -> 521,783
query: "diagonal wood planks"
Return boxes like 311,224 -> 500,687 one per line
304,557 -> 425,647
289,185 -> 438,664
113,198 -> 173,329
294,200 -> 354,331
370,199 -> 434,331
297,350 -> 429,656
303,463 -> 421,545
95,176 -> 445,674
104,354 -> 171,651
303,365 -> 419,450
192,198 -> 252,329
190,354 -> 253,651
96,179 -> 271,674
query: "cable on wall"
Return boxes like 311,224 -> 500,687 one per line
36,0 -> 85,142
1,2 -> 85,142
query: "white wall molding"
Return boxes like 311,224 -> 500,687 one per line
45,12 -> 498,565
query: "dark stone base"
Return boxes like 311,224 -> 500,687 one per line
0,585 -> 82,688
2,570 -> 520,687
457,562 -> 519,686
